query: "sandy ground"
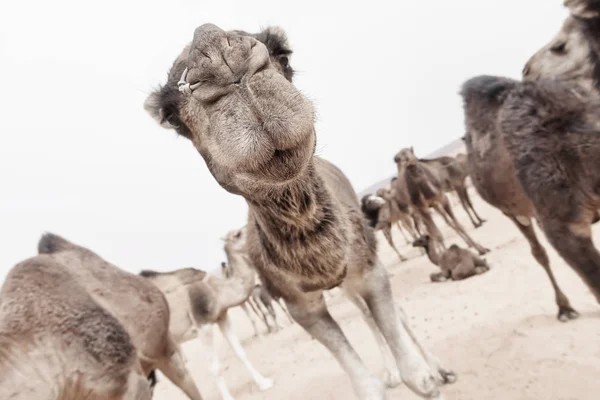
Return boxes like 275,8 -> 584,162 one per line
155,189 -> 600,400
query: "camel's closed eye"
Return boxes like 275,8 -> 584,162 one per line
550,41 -> 567,54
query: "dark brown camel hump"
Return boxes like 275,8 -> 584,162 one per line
38,232 -> 78,254
460,75 -> 518,105
139,270 -> 160,278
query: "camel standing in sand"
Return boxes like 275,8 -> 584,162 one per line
145,24 -> 454,400
394,148 -> 489,255
361,193 -> 408,263
141,228 -> 273,400
459,0 -> 600,321
418,154 -> 486,228
412,235 -> 490,282
0,233 -> 202,400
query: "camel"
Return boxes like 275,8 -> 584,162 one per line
144,24 -> 455,400
0,233 -> 202,400
412,235 -> 490,282
394,148 -> 489,255
458,0 -> 600,321
377,187 -> 420,243
220,261 -> 267,336
389,176 -> 424,238
418,154 -> 486,228
140,228 -> 273,400
361,193 -> 408,263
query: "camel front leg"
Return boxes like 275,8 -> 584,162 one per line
155,340 -> 203,400
438,197 -> 489,255
342,287 -> 402,388
360,262 -> 449,399
285,292 -> 385,400
217,313 -> 274,391
277,298 -> 294,324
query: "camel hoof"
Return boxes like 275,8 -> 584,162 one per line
439,370 -> 457,385
478,248 -> 490,255
384,370 -> 403,388
257,377 -> 274,391
557,308 -> 580,322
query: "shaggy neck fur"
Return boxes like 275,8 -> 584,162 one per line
246,159 -> 348,294
575,15 -> 600,91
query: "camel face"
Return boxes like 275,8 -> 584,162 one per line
223,227 -> 247,253
523,17 -> 592,84
394,147 -> 419,173
145,24 -> 315,195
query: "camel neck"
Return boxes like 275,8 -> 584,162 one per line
224,248 -> 255,283
246,160 -> 334,245
423,242 -> 440,266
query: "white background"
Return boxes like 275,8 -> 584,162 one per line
0,0 -> 567,281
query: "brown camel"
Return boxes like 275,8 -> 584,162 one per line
394,148 -> 489,255
361,193 -> 408,263
418,154 -> 486,228
412,235 -> 490,282
145,24 -> 455,400
0,233 -> 202,400
377,187 -> 420,243
141,228 -> 273,400
459,0 -> 600,322
390,176 -> 424,238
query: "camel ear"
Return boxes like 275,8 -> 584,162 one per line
565,0 -> 600,18
144,87 -> 193,140
255,26 -> 294,81
144,92 -> 177,130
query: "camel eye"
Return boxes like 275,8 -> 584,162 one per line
550,41 -> 566,54
279,55 -> 289,68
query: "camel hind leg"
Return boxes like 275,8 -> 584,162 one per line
382,224 -> 407,262
541,217 -> 600,306
460,186 -> 486,226
455,186 -> 484,228
217,312 -> 274,391
196,324 -> 235,400
240,302 -> 262,337
155,338 -> 203,400
508,215 -> 579,321
435,197 -> 489,255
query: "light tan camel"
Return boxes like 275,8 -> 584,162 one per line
220,261 -> 268,336
412,235 -> 490,282
141,228 -> 273,400
459,0 -> 600,321
0,233 -> 202,400
145,24 -> 455,400
361,193 -> 407,263
394,148 -> 489,255
418,155 -> 486,228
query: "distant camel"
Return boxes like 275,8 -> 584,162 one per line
141,228 -> 273,400
361,193 -> 407,263
394,147 -> 489,255
418,154 -> 486,228
0,233 -> 202,400
459,0 -> 600,321
413,235 -> 490,282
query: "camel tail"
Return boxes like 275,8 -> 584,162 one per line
38,232 -> 77,254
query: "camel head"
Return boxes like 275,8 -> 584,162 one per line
360,194 -> 386,228
145,24 -> 316,197
412,235 -> 431,248
393,147 -> 418,169
222,227 -> 248,254
523,0 -> 600,90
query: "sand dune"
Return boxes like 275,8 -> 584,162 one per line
155,188 -> 600,400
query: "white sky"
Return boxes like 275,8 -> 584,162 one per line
0,0 -> 567,281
